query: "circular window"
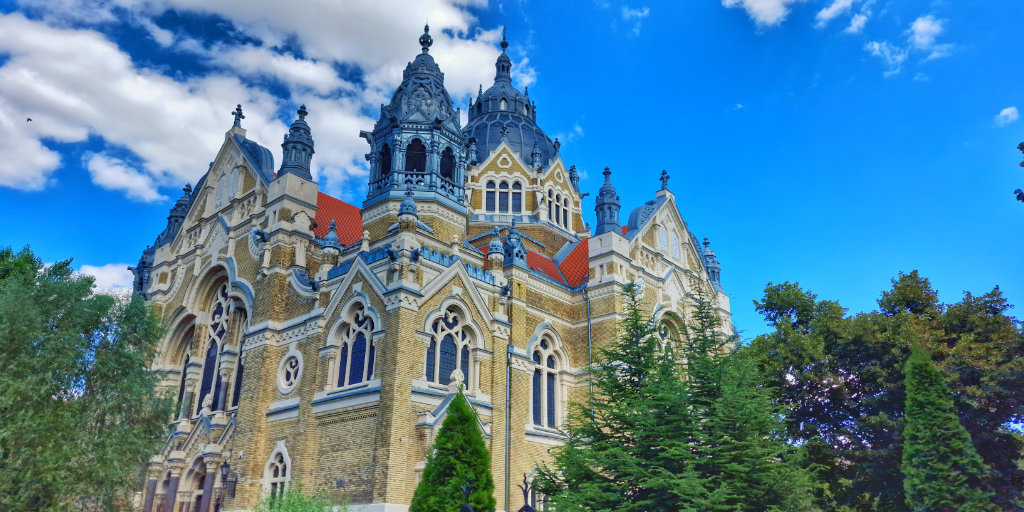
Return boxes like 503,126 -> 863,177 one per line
277,350 -> 303,394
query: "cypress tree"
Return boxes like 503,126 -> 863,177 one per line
902,348 -> 998,512
410,390 -> 496,512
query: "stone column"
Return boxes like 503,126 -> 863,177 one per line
163,464 -> 184,512
179,363 -> 203,420
216,364 -> 234,412
142,477 -> 158,512
197,460 -> 219,512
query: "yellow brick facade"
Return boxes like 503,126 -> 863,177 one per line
134,33 -> 731,512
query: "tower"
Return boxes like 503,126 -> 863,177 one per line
594,167 -> 621,235
278,105 -> 314,180
361,25 -> 468,231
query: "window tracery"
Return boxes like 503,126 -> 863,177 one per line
531,338 -> 560,428
405,139 -> 426,173
335,305 -> 376,387
424,308 -> 473,387
264,448 -> 290,500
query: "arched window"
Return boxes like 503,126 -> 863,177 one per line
511,182 -> 522,213
176,355 -> 189,417
476,102 -> 482,114
265,450 -> 289,500
231,357 -> 244,408
659,225 -> 668,251
554,194 -> 562,227
425,308 -> 473,387
379,144 -> 392,180
562,198 -> 569,228
405,139 -> 427,173
498,181 -> 510,213
531,338 -> 560,428
440,147 -> 455,180
335,306 -> 376,387
547,190 -> 553,221
485,181 -> 496,212
197,341 -> 218,415
500,98 -> 508,110
672,232 -> 680,259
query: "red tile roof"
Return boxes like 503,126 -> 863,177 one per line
558,238 -> 590,288
477,243 -> 570,286
621,225 -> 629,236
314,192 -> 362,246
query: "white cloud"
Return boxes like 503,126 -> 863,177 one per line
621,6 -> 650,36
79,263 -> 135,289
909,15 -> 942,49
815,0 -> 856,28
845,13 -> 868,33
996,106 -> 1020,126
722,0 -> 804,27
86,152 -> 167,202
555,121 -> 585,147
0,2 -> 526,202
864,40 -> 908,76
732,103 -> 744,110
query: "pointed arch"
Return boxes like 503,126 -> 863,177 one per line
405,138 -> 427,173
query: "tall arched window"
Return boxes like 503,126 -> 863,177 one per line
562,198 -> 569,228
196,341 -> 218,415
659,225 -> 669,251
425,308 -> 473,387
176,355 -> 189,417
531,338 -> 559,428
405,139 -> 427,173
498,181 -> 510,213
485,181 -> 496,212
265,450 -> 289,500
554,194 -> 562,227
547,190 -> 553,221
672,232 -> 680,259
511,182 -> 522,213
336,306 -> 376,387
379,144 -> 392,180
500,98 -> 508,110
440,147 -> 455,180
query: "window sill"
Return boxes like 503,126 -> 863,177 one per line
311,380 -> 381,414
526,424 -> 567,446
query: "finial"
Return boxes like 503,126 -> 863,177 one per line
500,124 -> 509,142
553,137 -> 561,154
183,183 -> 192,195
524,85 -> 529,96
703,237 -> 710,249
478,84 -> 483,95
603,166 -> 611,183
659,169 -> 670,191
419,24 -> 433,54
500,27 -> 508,52
405,186 -> 414,198
297,104 -> 308,121
329,220 -> 337,232
231,104 -> 245,127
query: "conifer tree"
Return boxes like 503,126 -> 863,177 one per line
536,283 -> 817,511
410,389 -> 496,512
902,348 -> 998,512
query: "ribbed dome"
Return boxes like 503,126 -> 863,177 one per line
464,34 -> 556,168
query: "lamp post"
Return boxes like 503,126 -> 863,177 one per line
219,462 -> 237,499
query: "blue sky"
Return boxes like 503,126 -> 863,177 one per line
0,0 -> 1021,339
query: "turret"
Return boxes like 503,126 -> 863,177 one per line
278,105 -> 315,180
594,167 -> 621,235
702,237 -> 723,292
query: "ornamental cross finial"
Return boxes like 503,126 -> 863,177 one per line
297,104 -> 308,120
500,124 -> 509,142
703,237 -> 711,249
500,27 -> 508,51
420,24 -> 433,54
405,186 -> 414,198
231,104 -> 245,127
660,169 -> 670,191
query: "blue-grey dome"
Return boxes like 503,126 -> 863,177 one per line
399,188 -> 418,217
464,35 -> 556,168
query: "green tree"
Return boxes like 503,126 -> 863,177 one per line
410,389 -> 495,512
903,348 -> 998,512
537,284 -> 816,511
749,271 -> 1024,511
0,246 -> 172,512
254,486 -> 340,512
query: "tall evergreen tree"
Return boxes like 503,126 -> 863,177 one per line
902,349 -> 998,512
0,246 -> 172,512
410,390 -> 495,512
537,283 -> 816,511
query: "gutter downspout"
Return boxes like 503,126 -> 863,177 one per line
504,281 -> 513,512
583,287 -> 594,418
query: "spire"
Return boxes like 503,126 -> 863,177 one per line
702,237 -> 722,291
278,104 -> 315,180
231,104 -> 245,127
568,165 -> 580,193
419,24 -> 433,54
495,29 -> 512,84
594,166 -> 621,236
